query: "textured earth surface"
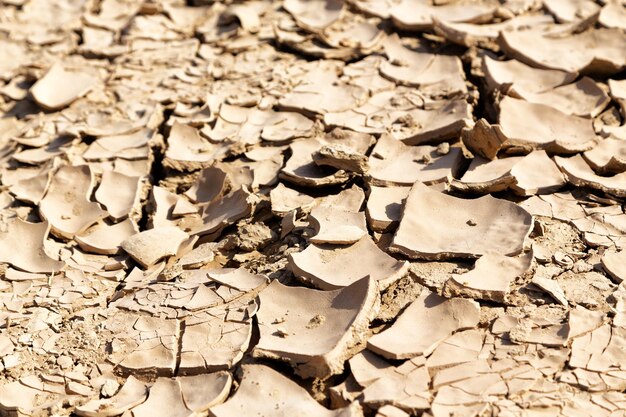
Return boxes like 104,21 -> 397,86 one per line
0,0 -> 626,416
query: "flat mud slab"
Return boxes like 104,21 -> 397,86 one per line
0,0 -> 625,416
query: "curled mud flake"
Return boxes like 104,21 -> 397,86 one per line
445,251 -> 533,302
368,134 -> 464,186
211,365 -> 363,417
289,236 -> 409,290
366,186 -> 411,232
498,96 -> 598,154
308,206 -> 368,244
555,154 -> 626,198
75,376 -> 148,417
284,0 -> 344,31
121,227 -> 189,268
390,181 -> 533,259
389,0 -> 497,32
30,63 -> 98,110
601,250 -> 626,283
367,289 -> 480,359
75,219 -> 138,255
500,28 -> 626,75
0,219 -> 63,273
39,165 -> 109,239
253,277 -> 379,378
583,138 -> 626,175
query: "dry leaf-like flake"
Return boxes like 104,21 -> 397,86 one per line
388,100 -> 473,145
75,219 -> 137,255
284,0 -> 344,31
0,219 -> 63,273
30,63 -> 98,110
121,227 -> 189,268
164,122 -> 228,171
309,206 -> 368,244
39,165 -> 109,239
270,183 -> 315,216
254,277 -> 378,377
289,236 -> 409,290
281,130 -> 373,187
555,154 -> 626,198
390,182 -> 533,259
367,290 -> 480,359
75,376 -> 148,417
601,250 -> 626,283
278,66 -> 368,115
211,365 -> 363,417
95,171 -> 141,220
187,187 -> 255,238
509,150 -> 567,196
366,186 -> 411,232
368,135 -> 464,186
583,138 -> 626,175
482,55 -> 578,98
380,35 -> 467,97
432,14 -> 553,48
452,156 -> 521,194
446,251 -> 533,302
389,0 -> 496,31
498,96 -> 598,153
500,28 -> 626,75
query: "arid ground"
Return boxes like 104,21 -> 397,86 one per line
0,0 -> 626,416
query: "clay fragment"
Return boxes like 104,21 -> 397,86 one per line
555,154 -> 626,197
187,187 -> 255,238
75,376 -> 148,417
366,186 -> 411,232
281,130 -> 373,187
0,219 -> 63,273
498,96 -> 598,154
500,28 -> 626,75
95,171 -> 141,220
391,182 -> 533,259
254,277 -> 378,377
121,227 -> 189,268
583,138 -> 626,175
452,156 -> 520,193
509,150 -> 566,196
210,365 -> 362,417
367,290 -> 480,359
380,35 -> 467,97
184,167 -> 228,204
283,0 -> 344,31
39,165 -> 108,239
270,183 -> 315,216
482,55 -> 578,98
368,134 -> 463,186
461,119 -> 508,160
389,0 -> 496,32
164,122 -> 228,171
446,251 -> 533,302
31,63 -> 98,110
313,144 -> 369,174
601,250 -> 626,283
309,206 -> 368,244
289,236 -> 409,290
76,219 -> 137,255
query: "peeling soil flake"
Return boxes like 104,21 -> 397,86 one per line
1,0 -> 626,415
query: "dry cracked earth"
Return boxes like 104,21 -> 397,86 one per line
0,0 -> 626,416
